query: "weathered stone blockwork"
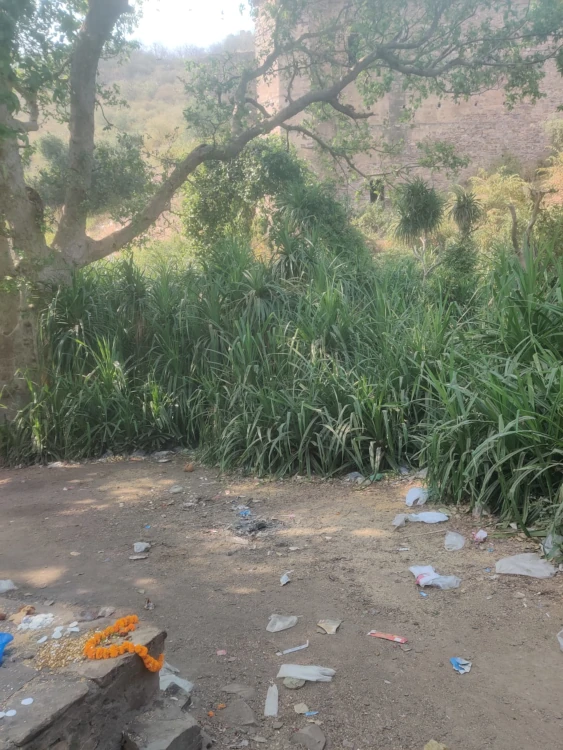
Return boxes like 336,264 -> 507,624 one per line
255,1 -> 563,191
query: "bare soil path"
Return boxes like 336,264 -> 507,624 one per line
1,456 -> 562,749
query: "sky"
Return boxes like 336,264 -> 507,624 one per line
133,0 -> 254,50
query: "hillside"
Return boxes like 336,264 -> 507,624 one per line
29,30 -> 254,169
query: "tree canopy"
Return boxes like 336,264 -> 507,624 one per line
1,0 -> 563,283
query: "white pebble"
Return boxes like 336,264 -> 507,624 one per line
21,698 -> 33,706
68,621 -> 78,628
37,636 -> 48,644
5,710 -> 16,717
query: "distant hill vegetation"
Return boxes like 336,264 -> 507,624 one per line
29,30 -> 254,170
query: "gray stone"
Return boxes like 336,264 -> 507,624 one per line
122,715 -> 202,750
290,725 -> 326,750
282,678 -> 305,690
221,684 -> 256,700
221,699 -> 257,727
273,722 -> 284,730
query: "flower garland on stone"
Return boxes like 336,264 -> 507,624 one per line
83,615 -> 164,673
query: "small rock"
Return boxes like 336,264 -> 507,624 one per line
133,542 -> 151,553
294,703 -> 309,714
221,684 -> 256,700
129,554 -> 149,561
253,738 -> 268,744
283,677 -> 306,690
221,699 -> 257,727
45,600 -> 55,607
514,592 -> 526,599
184,462 -> 195,472
273,722 -> 284,730
170,485 -> 184,494
137,589 -> 146,594
424,743 -> 448,750
290,724 -> 326,750
97,606 -> 115,619
343,743 -> 354,749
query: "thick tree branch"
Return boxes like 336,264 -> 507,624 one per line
54,0 -> 133,263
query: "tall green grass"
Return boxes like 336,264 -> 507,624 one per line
2,233 -> 563,527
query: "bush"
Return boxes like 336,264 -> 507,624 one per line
3,207 -> 563,533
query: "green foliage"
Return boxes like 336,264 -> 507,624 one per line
448,187 -> 483,237
4,220 -> 563,531
182,137 -> 305,250
31,133 -> 155,221
394,178 -> 444,244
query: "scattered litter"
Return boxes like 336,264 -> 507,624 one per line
37,636 -> 48,644
221,684 -> 256,700
399,465 -> 410,475
280,571 -> 292,586
221,699 -> 257,726
289,547 -> 300,552
406,487 -> 428,507
217,703 -> 226,710
424,742 -> 448,750
133,541 -> 151,553
70,551 -> 80,556
393,512 -> 449,528
557,629 -> 563,652
543,532 -> 563,558
305,711 -> 319,717
9,605 -> 36,625
367,631 -> 408,644
228,742 -> 249,749
159,663 -> 194,695
345,471 -> 364,483
420,592 -> 428,598
495,553 -> 556,579
0,580 -> 17,594
277,665 -> 335,682
170,485 -> 183,494
129,554 -> 149,561
278,641 -> 309,656
184,462 -> 195,472
17,613 -> 55,631
283,677 -> 306,689
317,619 -> 342,635
52,626 -> 64,640
294,703 -> 309,714
471,529 -> 488,542
239,508 -> 252,518
217,649 -> 227,656
67,626 -> 80,633
264,684 -> 279,717
409,565 -> 461,590
290,723 -> 326,750
0,633 -> 14,665
267,614 -> 298,632
21,698 -> 33,706
253,737 -> 268,744
397,547 -> 410,552
45,600 -> 55,606
144,599 -> 155,611
444,532 -> 465,551
450,657 -> 472,674
5,710 -> 17,718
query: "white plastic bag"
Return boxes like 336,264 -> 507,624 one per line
267,614 -> 298,632
409,565 -> 461,590
495,553 -> 555,579
264,684 -> 279,717
393,512 -> 449,528
0,580 -> 17,594
276,664 -> 335,682
444,531 -> 465,551
405,487 -> 428,507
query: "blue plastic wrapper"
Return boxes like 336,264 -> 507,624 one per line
0,633 -> 14,665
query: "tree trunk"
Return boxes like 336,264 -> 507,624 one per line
0,235 -> 37,416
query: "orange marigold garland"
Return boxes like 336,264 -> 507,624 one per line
83,615 -> 164,673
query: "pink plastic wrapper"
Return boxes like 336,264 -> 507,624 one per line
367,631 -> 408,644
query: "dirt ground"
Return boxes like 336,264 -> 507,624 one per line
1,455 -> 562,750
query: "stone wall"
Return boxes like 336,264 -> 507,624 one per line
255,1 -> 563,195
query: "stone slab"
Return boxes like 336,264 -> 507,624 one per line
123,714 -> 202,750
